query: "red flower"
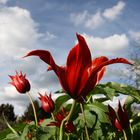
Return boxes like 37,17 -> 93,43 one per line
107,101 -> 129,131
39,93 -> 55,113
25,34 -> 132,101
48,108 -> 75,133
9,71 -> 30,93
38,119 -> 45,125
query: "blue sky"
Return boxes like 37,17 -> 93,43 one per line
0,0 -> 140,115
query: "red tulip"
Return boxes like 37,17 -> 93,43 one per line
107,101 -> 129,131
9,71 -> 30,93
38,119 -> 45,125
25,34 -> 132,102
48,107 -> 75,133
39,93 -> 55,113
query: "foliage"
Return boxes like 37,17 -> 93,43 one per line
1,82 -> 140,140
0,123 -> 25,139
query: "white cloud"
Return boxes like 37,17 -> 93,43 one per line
82,33 -> 129,56
0,5 -> 57,115
70,11 -> 104,29
70,10 -> 88,26
0,0 -> 8,4
70,1 -> 125,29
42,31 -> 57,41
85,11 -> 104,29
103,1 -> 125,20
0,7 -> 40,59
129,31 -> 140,46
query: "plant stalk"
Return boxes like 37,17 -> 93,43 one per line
123,130 -> 127,140
51,112 -> 55,120
80,103 -> 90,140
59,100 -> 76,140
26,92 -> 38,126
2,113 -> 19,135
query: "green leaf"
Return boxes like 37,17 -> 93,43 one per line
87,102 -> 108,123
40,119 -> 52,127
3,133 -> 19,140
107,82 -> 140,103
91,84 -> 119,100
64,103 -> 81,121
55,89 -> 64,94
54,94 -> 71,112
94,97 -> 109,102
91,82 -> 140,103
36,126 -> 56,140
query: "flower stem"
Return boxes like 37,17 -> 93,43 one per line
59,100 -> 76,140
51,112 -> 57,140
26,92 -> 38,126
80,103 -> 90,140
51,112 -> 55,120
67,134 -> 70,140
2,113 -> 19,136
123,130 -> 127,140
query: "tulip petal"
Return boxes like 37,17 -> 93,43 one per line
66,34 -> 92,96
24,50 -> 68,92
115,118 -> 123,131
107,105 -> 118,127
117,101 -> 129,129
25,50 -> 58,72
79,58 -> 132,100
92,56 -> 109,84
77,56 -> 108,100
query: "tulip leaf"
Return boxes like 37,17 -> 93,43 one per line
76,110 -> 97,128
64,103 -> 81,121
91,84 -> 119,100
106,82 -> 140,103
94,97 -> 110,102
54,94 -> 71,112
55,89 -> 65,94
87,102 -> 108,123
3,133 -> 19,140
91,82 -> 140,103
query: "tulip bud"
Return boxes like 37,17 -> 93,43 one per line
9,71 -> 30,93
107,101 -> 129,132
39,93 -> 55,113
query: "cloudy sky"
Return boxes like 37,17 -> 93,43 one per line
0,0 -> 140,115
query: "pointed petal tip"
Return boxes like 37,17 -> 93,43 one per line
76,33 -> 80,37
116,58 -> 133,65
76,33 -> 84,40
22,54 -> 27,58
108,104 -> 112,108
8,75 -> 12,78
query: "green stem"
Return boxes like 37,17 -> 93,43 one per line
80,103 -> 90,140
26,92 -> 38,126
51,113 -> 55,120
123,130 -> 127,140
2,113 -> 19,135
51,112 -> 57,140
59,100 -> 76,140
129,123 -> 133,135
67,134 -> 70,140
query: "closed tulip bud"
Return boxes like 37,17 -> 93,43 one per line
107,101 -> 129,132
9,71 -> 30,94
39,92 -> 55,113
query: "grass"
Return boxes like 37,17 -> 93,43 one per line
0,123 -> 26,139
